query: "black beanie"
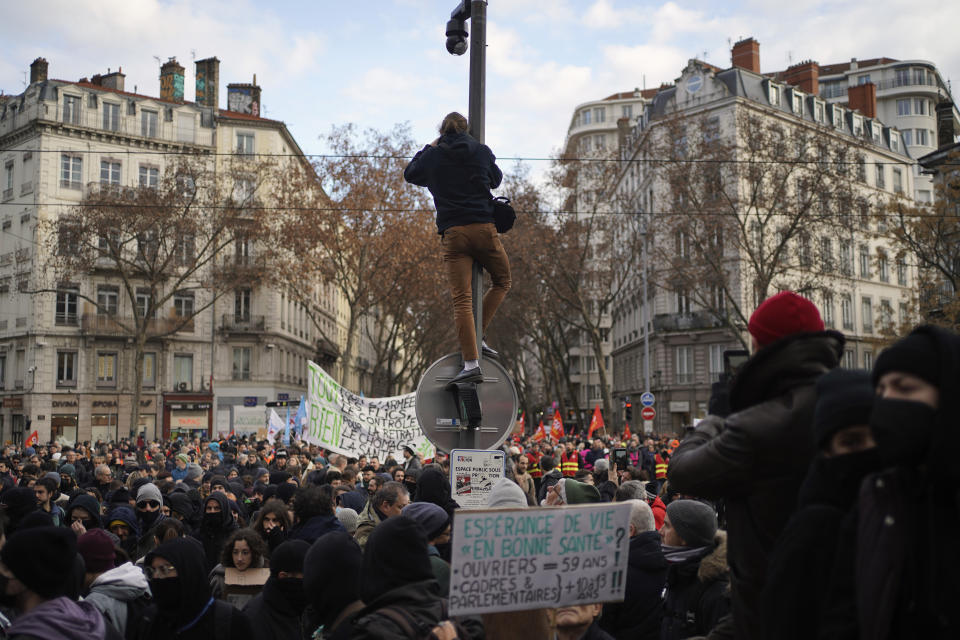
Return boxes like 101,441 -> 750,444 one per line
269,539 -> 309,578
2,526 -> 77,598
814,369 -> 875,448
276,483 -> 297,504
665,500 -> 717,548
872,331 -> 940,388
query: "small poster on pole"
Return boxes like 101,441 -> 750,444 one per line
450,449 -> 505,509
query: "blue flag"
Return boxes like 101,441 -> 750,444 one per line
292,397 -> 307,438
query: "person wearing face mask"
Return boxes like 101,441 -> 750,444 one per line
242,540 -> 309,640
0,488 -> 38,534
65,493 -> 103,535
193,492 -> 239,572
252,499 -> 292,554
0,526 -> 121,640
763,369 -> 881,640
133,537 -> 253,640
822,326 -> 960,639
105,504 -> 141,560
135,483 -> 166,533
303,532 -> 364,639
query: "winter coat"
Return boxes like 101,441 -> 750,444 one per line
599,530 -> 668,640
667,331 -> 843,640
514,472 -> 537,506
328,580 -> 445,640
208,558 -> 268,610
288,513 -> 345,545
650,496 -> 666,530
763,449 -> 882,640
537,469 -> 563,504
403,131 -> 503,234
85,562 -> 151,637
427,545 -> 451,595
242,578 -> 305,640
7,596 -> 115,640
353,500 -> 383,550
661,532 -> 731,640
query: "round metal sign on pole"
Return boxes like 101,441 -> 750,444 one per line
640,392 -> 655,407
640,406 -> 657,421
415,353 -> 518,453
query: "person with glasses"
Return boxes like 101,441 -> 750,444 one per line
135,483 -> 166,532
133,537 -> 253,640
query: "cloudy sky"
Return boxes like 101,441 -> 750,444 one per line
2,0 -> 958,174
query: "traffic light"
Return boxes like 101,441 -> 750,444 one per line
625,403 -> 632,421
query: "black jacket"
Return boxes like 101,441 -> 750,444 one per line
537,469 -> 563,504
242,578 -> 304,640
764,449 -> 882,640
599,530 -> 667,640
667,331 -> 843,640
403,132 -> 502,234
661,532 -> 731,640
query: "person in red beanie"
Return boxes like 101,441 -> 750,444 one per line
666,291 -> 843,640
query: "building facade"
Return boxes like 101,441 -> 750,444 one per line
610,39 -> 919,434
771,54 -> 959,203
0,57 -> 351,444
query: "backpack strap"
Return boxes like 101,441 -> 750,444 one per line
376,606 -> 420,639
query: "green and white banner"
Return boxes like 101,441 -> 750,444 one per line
303,360 -> 435,461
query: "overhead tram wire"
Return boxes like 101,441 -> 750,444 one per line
0,147 -> 948,167
0,201 -> 953,219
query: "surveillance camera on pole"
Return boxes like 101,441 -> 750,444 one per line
445,1 -> 471,56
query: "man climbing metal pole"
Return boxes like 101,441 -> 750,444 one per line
403,110 -> 510,389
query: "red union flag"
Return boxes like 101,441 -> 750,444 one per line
532,421 -> 546,442
25,430 -> 39,447
550,413 -> 565,440
623,422 -> 631,440
587,404 -> 604,439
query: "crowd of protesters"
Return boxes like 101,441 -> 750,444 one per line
0,290 -> 956,638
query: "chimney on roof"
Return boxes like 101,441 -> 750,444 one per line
101,68 -> 125,91
159,57 -> 185,102
847,82 -> 877,119
30,57 -> 48,84
195,57 -> 220,109
936,100 -> 956,151
731,37 -> 760,74
784,60 -> 819,95
226,75 -> 262,116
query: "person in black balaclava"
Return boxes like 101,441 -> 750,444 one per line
822,326 -> 960,639
242,540 -> 310,640
193,492 -> 238,572
166,492 -> 198,534
135,483 -> 166,533
327,517 -> 445,639
105,504 -> 142,560
764,369 -> 882,640
134,537 -> 253,640
303,532 -> 363,638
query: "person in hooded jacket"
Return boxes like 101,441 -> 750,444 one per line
403,111 -> 510,388
0,488 -> 38,534
78,529 -> 151,638
0,526 -> 121,640
242,540 -> 309,640
104,504 -> 142,565
165,492 -> 198,533
821,326 -> 960,639
133,537 -> 252,640
763,369 -> 881,640
193,492 -> 239,572
303,531 -> 364,639
329,517 -> 478,640
251,499 -> 291,555
598,500 -> 667,640
659,500 -> 730,640
66,493 -> 104,534
667,292 -> 842,640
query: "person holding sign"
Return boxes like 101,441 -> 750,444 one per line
403,112 -> 511,388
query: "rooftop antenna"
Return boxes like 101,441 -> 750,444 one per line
152,55 -> 162,67
191,49 -> 197,60
22,71 -> 27,88
788,50 -> 794,65
703,50 -> 708,62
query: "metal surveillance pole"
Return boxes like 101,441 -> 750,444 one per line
445,0 -> 487,450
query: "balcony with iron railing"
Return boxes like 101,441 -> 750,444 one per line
652,310 -> 725,333
221,314 -> 266,333
81,313 -> 194,336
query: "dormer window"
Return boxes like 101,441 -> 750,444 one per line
890,131 -> 899,152
791,91 -> 803,114
814,101 -> 825,123
769,84 -> 781,106
871,123 -> 881,145
833,106 -> 845,130
852,115 -> 864,137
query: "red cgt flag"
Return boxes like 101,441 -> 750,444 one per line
550,413 -> 565,440
533,421 -> 546,442
25,430 -> 39,447
623,422 -> 631,440
587,404 -> 605,439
